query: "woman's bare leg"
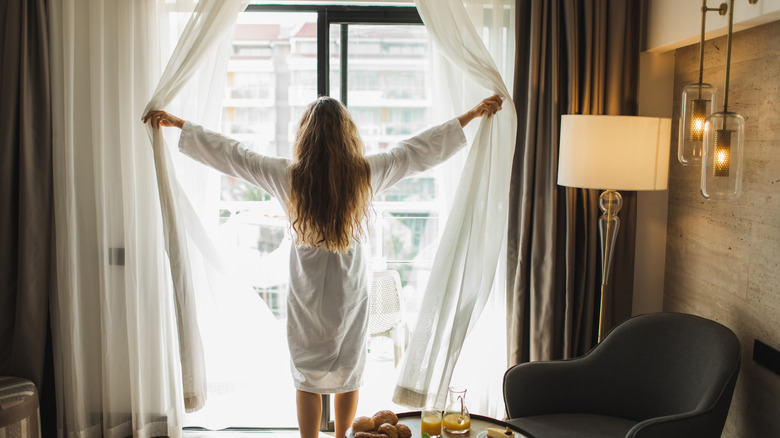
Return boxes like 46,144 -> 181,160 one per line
297,390 -> 322,438
334,390 -> 359,438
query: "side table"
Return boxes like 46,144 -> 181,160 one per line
395,411 -> 534,438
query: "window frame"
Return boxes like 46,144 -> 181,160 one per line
244,4 -> 422,104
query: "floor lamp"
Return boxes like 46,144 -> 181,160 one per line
557,115 -> 671,342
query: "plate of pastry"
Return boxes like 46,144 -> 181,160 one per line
349,410 -> 413,438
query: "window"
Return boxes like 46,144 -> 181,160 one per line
185,5 -> 458,430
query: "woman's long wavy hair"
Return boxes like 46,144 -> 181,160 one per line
288,97 -> 372,252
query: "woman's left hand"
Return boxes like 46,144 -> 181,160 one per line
458,95 -> 503,127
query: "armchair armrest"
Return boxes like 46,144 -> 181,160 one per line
629,361 -> 739,438
629,409 -> 724,438
503,357 -> 601,418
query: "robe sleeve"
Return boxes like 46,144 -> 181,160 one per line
367,118 -> 467,194
178,121 -> 289,202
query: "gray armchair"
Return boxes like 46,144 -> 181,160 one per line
503,313 -> 741,438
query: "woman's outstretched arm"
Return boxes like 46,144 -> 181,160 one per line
141,110 -> 289,200
457,94 -> 503,127
369,94 -> 502,193
142,110 -> 184,129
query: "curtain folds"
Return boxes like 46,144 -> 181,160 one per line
394,0 -> 516,409
143,0 -> 250,413
49,0 -> 245,436
0,0 -> 52,390
507,0 -> 642,365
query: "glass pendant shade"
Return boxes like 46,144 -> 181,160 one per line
701,111 -> 744,200
679,83 -> 718,165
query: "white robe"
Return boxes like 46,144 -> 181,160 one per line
178,118 -> 467,393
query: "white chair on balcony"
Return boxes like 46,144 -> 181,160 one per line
368,270 -> 407,366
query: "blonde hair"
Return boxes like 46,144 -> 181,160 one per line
288,97 -> 372,252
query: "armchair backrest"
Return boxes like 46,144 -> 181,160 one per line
576,312 -> 741,421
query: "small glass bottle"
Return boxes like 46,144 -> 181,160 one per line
442,387 -> 470,434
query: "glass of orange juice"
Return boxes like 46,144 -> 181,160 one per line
421,407 -> 442,437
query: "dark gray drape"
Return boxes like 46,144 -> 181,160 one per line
507,0 -> 641,365
0,0 -> 53,390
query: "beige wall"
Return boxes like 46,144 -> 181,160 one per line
646,0 -> 780,53
665,20 -> 780,436
633,51 -> 675,315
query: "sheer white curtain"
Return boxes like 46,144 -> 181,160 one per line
394,0 -> 516,413
49,0 -> 246,436
143,0 -> 249,414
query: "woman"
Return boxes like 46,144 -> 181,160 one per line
144,94 -> 502,438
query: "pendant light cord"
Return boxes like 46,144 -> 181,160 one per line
697,1 -> 727,98
724,0 -> 735,112
698,0 -> 708,88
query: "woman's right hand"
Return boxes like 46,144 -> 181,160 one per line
142,110 -> 184,130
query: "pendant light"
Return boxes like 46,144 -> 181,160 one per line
678,1 -> 726,166
701,0 -> 755,200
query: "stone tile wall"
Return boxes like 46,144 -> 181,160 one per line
666,20 -> 780,436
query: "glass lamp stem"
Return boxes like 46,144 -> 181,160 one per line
598,190 -> 622,342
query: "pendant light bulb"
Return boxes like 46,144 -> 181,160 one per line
691,100 -> 708,141
679,84 -> 717,165
713,129 -> 731,176
702,112 -> 744,200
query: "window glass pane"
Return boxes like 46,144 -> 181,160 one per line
330,23 -> 438,416
328,24 -> 341,98
185,11 -> 317,429
379,177 -> 436,203
331,23 -> 435,209
382,213 -> 437,260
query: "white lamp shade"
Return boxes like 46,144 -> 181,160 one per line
557,115 -> 672,191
